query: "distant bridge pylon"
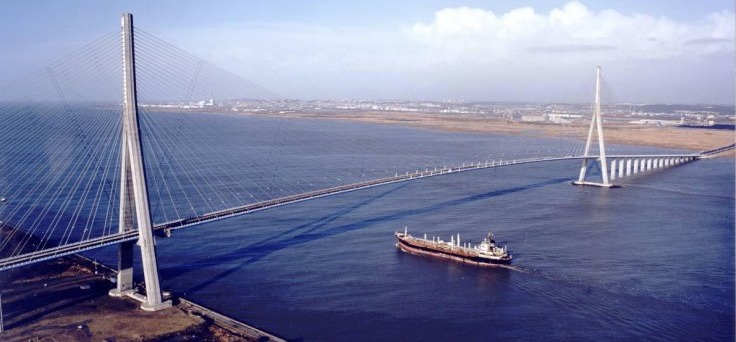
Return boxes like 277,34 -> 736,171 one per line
573,66 -> 614,187
0,14 -> 732,315
571,66 -> 704,188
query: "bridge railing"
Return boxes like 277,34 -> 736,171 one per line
700,143 -> 735,157
1,145 -> 729,272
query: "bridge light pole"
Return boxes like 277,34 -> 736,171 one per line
108,12 -> 171,311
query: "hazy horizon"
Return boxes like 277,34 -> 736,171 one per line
1,1 -> 734,105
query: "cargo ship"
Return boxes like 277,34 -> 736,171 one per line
395,227 -> 511,265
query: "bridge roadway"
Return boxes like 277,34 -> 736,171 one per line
0,148 -> 724,272
701,143 -> 735,157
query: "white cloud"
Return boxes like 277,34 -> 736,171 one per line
393,2 -> 735,103
407,1 -> 734,63
152,2 -> 734,103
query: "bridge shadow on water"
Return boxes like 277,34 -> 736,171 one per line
168,177 -> 570,294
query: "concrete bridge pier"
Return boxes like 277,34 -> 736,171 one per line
610,159 -> 617,181
603,155 -> 699,181
633,159 -> 639,174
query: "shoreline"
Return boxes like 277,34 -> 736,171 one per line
146,107 -> 734,152
72,253 -> 287,341
226,110 -> 734,152
0,110 -> 731,340
0,223 -> 285,342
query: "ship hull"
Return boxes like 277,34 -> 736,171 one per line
395,234 -> 511,266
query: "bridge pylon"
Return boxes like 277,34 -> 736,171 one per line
573,66 -> 618,188
108,13 -> 171,311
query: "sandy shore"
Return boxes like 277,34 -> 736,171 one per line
268,110 -> 734,152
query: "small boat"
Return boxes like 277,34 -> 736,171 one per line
395,227 -> 511,265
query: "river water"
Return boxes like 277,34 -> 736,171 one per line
80,113 -> 733,341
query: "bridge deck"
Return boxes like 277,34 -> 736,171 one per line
0,149 -> 723,272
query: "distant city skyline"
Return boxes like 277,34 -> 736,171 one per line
1,1 -> 734,104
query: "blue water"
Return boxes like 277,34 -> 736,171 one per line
135,117 -> 733,341
11,109 -> 729,341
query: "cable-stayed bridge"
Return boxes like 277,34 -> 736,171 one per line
0,14 -> 732,311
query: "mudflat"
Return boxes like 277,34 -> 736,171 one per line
267,110 -> 734,151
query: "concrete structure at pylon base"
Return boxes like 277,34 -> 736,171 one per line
108,12 -> 171,312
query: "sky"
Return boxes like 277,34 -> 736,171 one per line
0,1 -> 734,104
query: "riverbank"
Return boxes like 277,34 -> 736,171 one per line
263,110 -> 734,152
0,224 -> 284,342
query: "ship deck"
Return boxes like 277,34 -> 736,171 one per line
395,233 -> 511,265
